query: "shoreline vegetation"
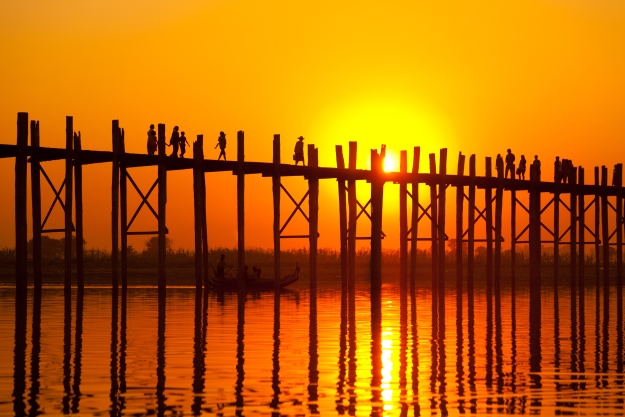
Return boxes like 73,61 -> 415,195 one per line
1,241 -> 621,287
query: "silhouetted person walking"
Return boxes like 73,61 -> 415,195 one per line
179,131 -> 190,158
215,132 -> 227,161
294,136 -> 305,166
168,126 -> 180,157
517,155 -> 527,180
147,124 -> 157,155
554,156 -> 562,183
495,154 -> 504,178
505,149 -> 515,179
531,155 -> 541,179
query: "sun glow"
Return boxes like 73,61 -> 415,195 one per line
383,150 -> 398,172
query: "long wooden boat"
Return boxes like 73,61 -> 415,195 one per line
208,268 -> 300,291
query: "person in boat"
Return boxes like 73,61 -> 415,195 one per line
295,262 -> 300,275
216,254 -> 227,278
293,136 -> 305,166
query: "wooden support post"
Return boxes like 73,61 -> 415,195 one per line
309,144 -> 319,290
64,116 -> 74,294
157,123 -> 167,294
467,155 -> 476,300
112,120 -> 120,289
429,153 -> 438,305
485,157 -> 493,317
594,167 -> 601,305
410,147 -> 420,292
399,150 -> 408,294
370,149 -> 384,294
494,155 -> 503,301
529,155 -> 541,324
237,131 -> 245,288
273,135 -> 281,287
348,142 -> 357,288
615,164 -> 623,306
120,127 -> 128,290
193,135 -> 204,290
554,175 -> 560,289
437,149 -> 447,315
201,159 -> 209,287
570,167 -> 578,305
601,166 -> 609,303
456,153 -> 465,316
74,132 -> 84,289
578,167 -> 585,312
15,112 -> 28,290
511,187 -> 516,302
336,145 -> 348,292
30,120 -> 42,289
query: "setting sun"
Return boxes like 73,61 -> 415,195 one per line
383,150 -> 398,172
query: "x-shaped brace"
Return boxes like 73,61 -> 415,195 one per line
126,173 -> 159,232
279,183 -> 310,235
40,166 -> 70,230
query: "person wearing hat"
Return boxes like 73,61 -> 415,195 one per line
293,136 -> 305,166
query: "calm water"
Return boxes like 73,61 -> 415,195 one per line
1,275 -> 624,416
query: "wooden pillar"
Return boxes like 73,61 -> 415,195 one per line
615,164 -> 623,305
467,155 -> 476,299
554,177 -> 560,289
348,142 -> 357,288
30,120 -> 42,289
437,149 -> 447,314
309,144 -> 319,289
74,132 -> 84,289
410,147 -> 421,291
456,153 -> 465,315
601,166 -> 609,303
336,145 -> 348,291
399,150 -> 408,294
370,149 -> 384,294
120,127 -> 128,290
15,112 -> 28,289
570,167 -> 578,305
485,157 -> 493,316
494,155 -> 504,301
201,159 -> 209,288
511,187 -> 517,301
529,156 -> 541,323
578,167 -> 585,312
64,116 -> 74,293
429,153 -> 438,305
193,135 -> 204,290
157,123 -> 167,294
594,167 -> 601,306
273,135 -> 281,287
112,120 -> 120,288
237,131 -> 245,287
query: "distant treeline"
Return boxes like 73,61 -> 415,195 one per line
0,235 -> 621,268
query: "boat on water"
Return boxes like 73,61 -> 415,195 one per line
208,267 -> 300,291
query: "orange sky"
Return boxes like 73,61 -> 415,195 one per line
1,0 -> 624,252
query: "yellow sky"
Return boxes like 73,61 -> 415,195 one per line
1,0 -> 624,251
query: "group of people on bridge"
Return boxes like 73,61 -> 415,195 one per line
495,149 -> 575,183
147,125 -> 307,166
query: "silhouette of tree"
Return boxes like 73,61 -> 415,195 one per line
143,236 -> 172,255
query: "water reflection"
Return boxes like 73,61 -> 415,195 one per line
5,279 -> 625,416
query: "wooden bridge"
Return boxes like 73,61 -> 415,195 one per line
4,112 -> 625,322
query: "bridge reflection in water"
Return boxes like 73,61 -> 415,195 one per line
4,275 -> 624,416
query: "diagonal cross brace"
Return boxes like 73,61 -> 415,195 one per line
126,173 -> 159,232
